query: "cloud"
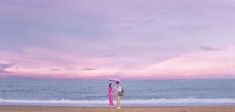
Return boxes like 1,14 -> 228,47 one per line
200,46 -> 219,51
0,63 -> 13,70
1,45 -> 235,79
81,67 -> 97,71
50,68 -> 61,71
0,63 -> 14,73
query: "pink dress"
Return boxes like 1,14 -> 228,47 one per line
109,86 -> 113,107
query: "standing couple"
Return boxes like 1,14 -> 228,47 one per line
109,81 -> 123,109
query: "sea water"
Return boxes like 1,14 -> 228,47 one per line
0,77 -> 235,107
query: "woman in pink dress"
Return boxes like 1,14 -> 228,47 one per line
108,83 -> 114,107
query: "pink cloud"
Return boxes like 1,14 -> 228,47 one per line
0,46 -> 120,79
124,46 -> 235,79
0,45 -> 235,79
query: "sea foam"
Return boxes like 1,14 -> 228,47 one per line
1,98 -> 235,107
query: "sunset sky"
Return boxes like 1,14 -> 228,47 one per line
0,0 -> 235,79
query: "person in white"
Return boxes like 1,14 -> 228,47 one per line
114,81 -> 122,109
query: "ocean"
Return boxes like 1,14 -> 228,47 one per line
0,77 -> 235,107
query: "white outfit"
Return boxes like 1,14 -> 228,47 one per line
114,83 -> 122,108
115,84 -> 122,94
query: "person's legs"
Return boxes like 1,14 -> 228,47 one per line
111,98 -> 113,107
109,93 -> 113,107
110,97 -> 113,107
109,98 -> 112,107
117,95 -> 121,108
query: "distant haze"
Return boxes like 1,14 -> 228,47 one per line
0,0 -> 235,79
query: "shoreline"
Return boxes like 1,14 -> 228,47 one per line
1,105 -> 235,112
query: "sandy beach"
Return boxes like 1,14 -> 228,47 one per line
0,106 -> 235,112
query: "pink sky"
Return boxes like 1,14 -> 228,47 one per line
0,0 -> 235,79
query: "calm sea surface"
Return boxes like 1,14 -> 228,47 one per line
1,77 -> 235,107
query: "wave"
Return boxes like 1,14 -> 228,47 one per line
1,98 -> 235,106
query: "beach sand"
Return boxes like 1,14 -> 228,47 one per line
1,106 -> 235,112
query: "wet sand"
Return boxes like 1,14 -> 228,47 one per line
1,106 -> 235,112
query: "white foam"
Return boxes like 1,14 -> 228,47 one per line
1,98 -> 235,106
124,98 -> 235,104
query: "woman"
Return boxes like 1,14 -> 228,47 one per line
108,83 -> 114,107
